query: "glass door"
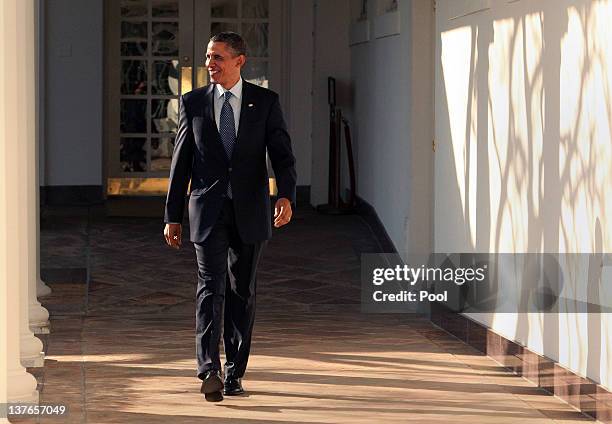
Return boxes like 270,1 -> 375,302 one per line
105,0 -> 280,196
193,0 -> 280,89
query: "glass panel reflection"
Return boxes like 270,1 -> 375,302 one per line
242,23 -> 268,57
197,66 -> 208,89
181,66 -> 193,95
152,0 -> 178,17
243,60 -> 268,88
151,99 -> 178,134
211,21 -> 239,36
121,60 -> 147,95
120,137 -> 147,172
243,0 -> 269,18
152,22 -> 179,56
121,21 -> 147,39
211,0 -> 238,18
121,99 -> 147,133
121,41 -> 148,56
107,177 -> 170,196
152,60 -> 179,95
121,0 -> 148,18
151,137 -> 174,171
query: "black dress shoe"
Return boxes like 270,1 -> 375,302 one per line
223,377 -> 244,396
200,370 -> 224,402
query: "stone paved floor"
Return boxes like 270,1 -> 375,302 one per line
12,204 -> 594,423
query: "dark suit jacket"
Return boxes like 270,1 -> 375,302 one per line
164,81 -> 297,244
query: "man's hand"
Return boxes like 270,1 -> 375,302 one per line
274,198 -> 293,228
164,223 -> 182,249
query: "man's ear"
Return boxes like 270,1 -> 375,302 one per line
237,54 -> 246,68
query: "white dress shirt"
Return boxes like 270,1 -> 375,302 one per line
214,77 -> 243,136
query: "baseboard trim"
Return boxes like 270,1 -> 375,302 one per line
296,185 -> 310,205
41,185 -> 103,206
354,196 -> 397,253
431,302 -> 612,422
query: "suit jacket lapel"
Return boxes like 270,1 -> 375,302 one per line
236,81 -> 252,143
204,84 -> 216,130
232,81 -> 256,164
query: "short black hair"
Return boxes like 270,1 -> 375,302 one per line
209,32 -> 247,57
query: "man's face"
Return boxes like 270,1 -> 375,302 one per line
205,41 -> 245,88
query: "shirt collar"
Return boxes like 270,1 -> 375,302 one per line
215,77 -> 243,100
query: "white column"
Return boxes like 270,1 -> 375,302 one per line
37,274 -> 53,298
27,0 -> 50,334
0,0 -> 40,406
35,0 -> 52,300
17,0 -> 45,367
37,233 -> 52,297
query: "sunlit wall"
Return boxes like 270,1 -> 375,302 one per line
435,0 -> 612,387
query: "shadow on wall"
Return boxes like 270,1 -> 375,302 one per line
434,0 -> 611,387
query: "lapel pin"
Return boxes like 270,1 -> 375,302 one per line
248,103 -> 254,107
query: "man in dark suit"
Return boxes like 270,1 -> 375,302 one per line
163,32 -> 296,402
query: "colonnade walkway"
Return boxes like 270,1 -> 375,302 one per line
16,204 -> 592,423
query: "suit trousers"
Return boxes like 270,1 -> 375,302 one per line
194,198 -> 265,381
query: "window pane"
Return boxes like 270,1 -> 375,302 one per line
121,0 -> 148,18
211,21 -> 239,36
152,22 -> 178,56
120,138 -> 147,172
242,23 -> 268,57
121,100 -> 147,133
152,0 -> 178,17
121,41 -> 148,56
243,60 -> 268,88
151,99 -> 178,135
151,137 -> 174,171
152,60 -> 179,95
243,0 -> 268,18
121,60 -> 148,95
121,21 -> 147,39
211,0 -> 238,18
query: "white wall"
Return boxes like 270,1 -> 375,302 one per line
350,0 -> 434,255
45,0 -> 103,186
407,0 -> 435,256
350,1 -> 410,253
435,0 -> 612,388
310,0 -> 352,206
288,0 -> 314,187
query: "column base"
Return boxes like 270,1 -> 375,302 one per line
7,368 -> 39,404
30,323 -> 50,334
20,333 -> 45,368
21,352 -> 45,368
29,301 -> 50,334
21,353 -> 45,368
7,393 -> 39,405
37,279 -> 52,297
29,299 -> 49,319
